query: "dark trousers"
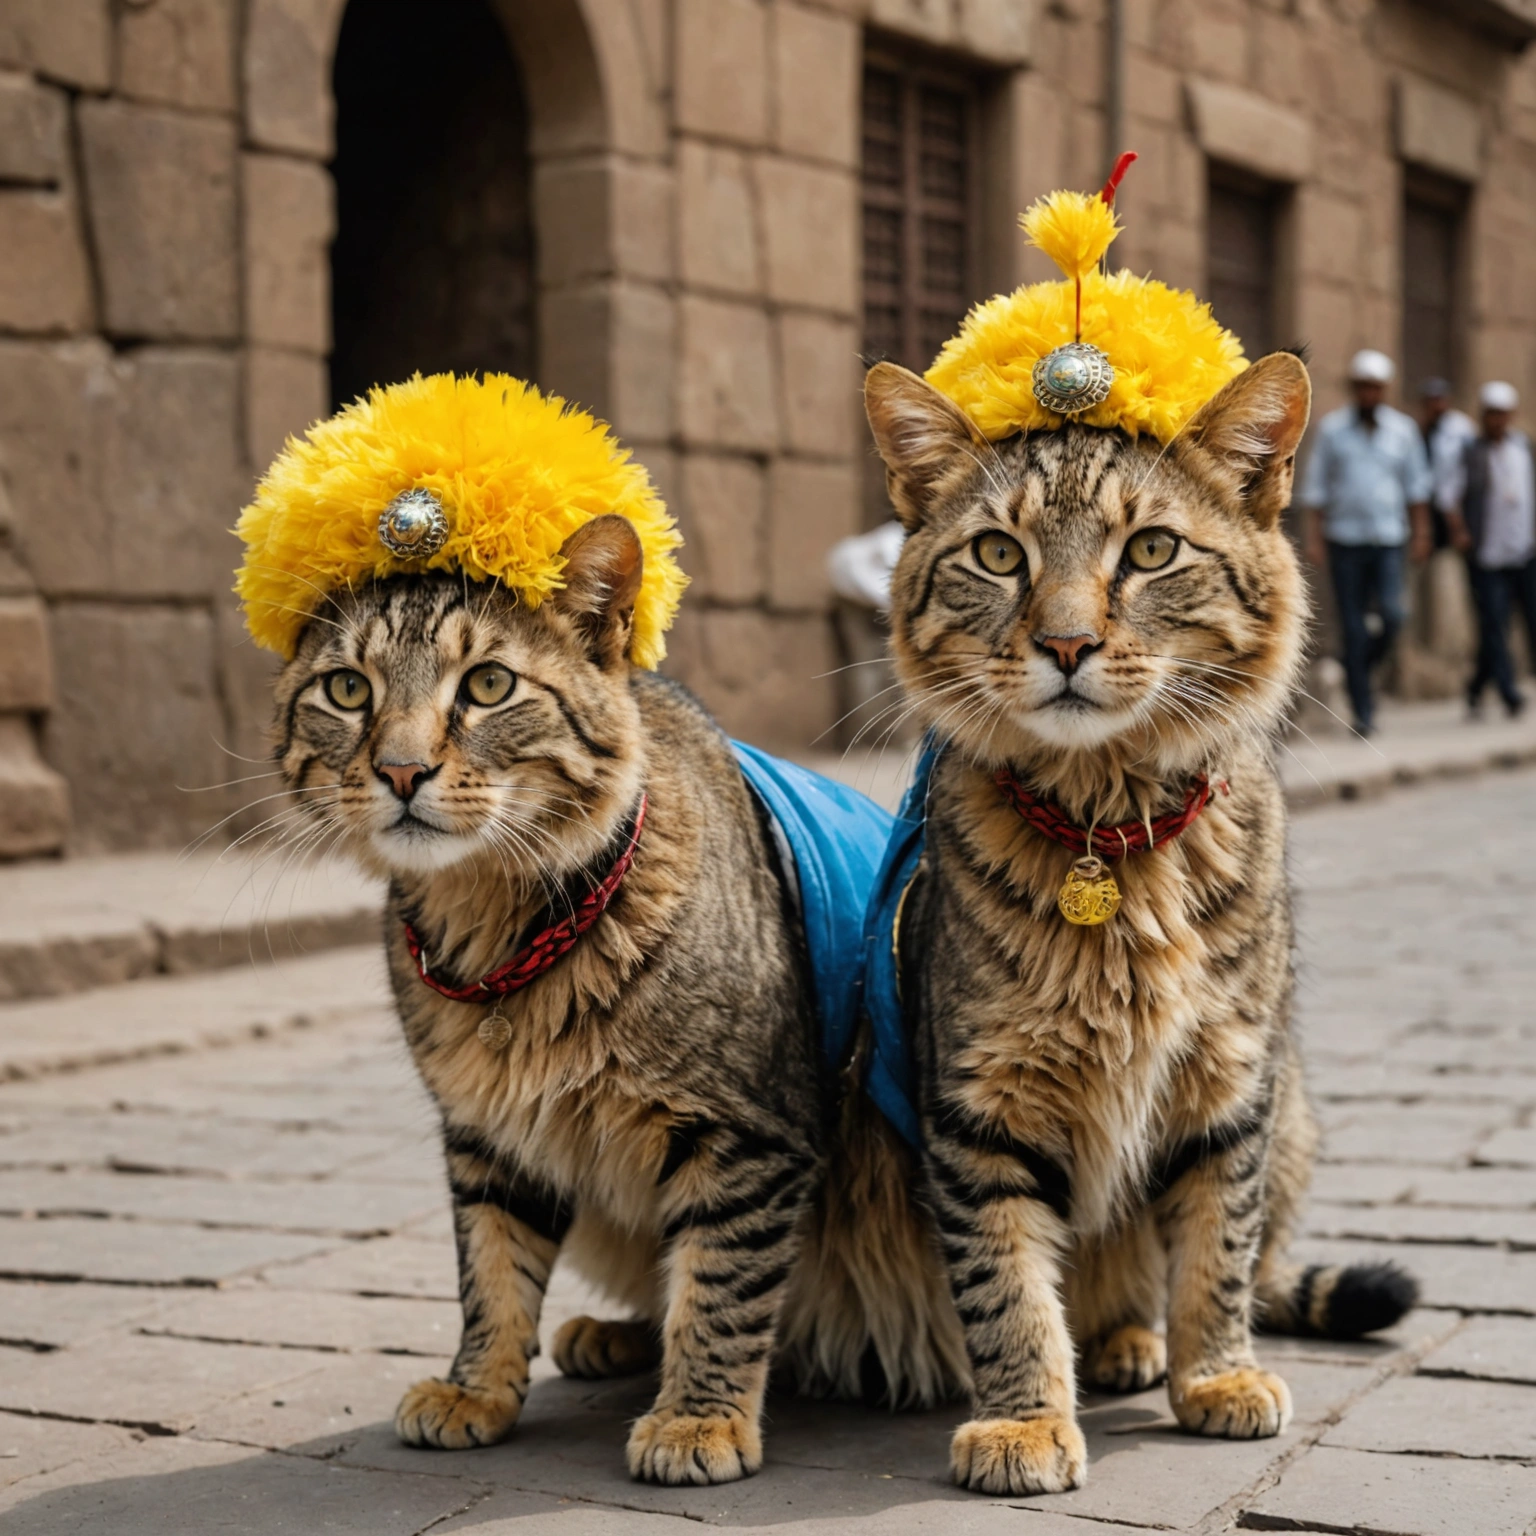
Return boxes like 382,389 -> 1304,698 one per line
1466,558 -> 1536,708
1327,542 -> 1406,732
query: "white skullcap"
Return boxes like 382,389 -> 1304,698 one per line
1349,349 -> 1395,384
1480,380 -> 1519,412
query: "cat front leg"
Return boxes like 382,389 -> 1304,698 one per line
627,1126 -> 818,1485
928,1103 -> 1086,1495
396,1126 -> 570,1449
1157,1124 -> 1291,1439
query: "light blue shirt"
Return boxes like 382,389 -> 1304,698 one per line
1299,404 -> 1433,546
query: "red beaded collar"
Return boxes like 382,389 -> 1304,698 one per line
994,771 -> 1218,858
403,795 -> 647,1005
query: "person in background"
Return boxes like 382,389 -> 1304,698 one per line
1419,377 -> 1478,549
1445,381 -> 1536,719
1300,349 -> 1433,737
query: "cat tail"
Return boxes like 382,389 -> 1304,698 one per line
777,1084 -> 969,1408
1254,1259 -> 1419,1340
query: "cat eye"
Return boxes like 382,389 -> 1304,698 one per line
974,531 -> 1026,576
325,669 -> 371,710
461,663 -> 516,708
1125,528 -> 1180,571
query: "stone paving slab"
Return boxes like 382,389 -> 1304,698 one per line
1420,1315 -> 1536,1386
257,1231 -> 460,1300
0,945 -> 389,1081
1321,1372 -> 1536,1460
0,1214 -> 336,1286
0,1168 -> 440,1236
1291,1236 -> 1536,1315
0,1410 -> 136,1492
1242,1444 -> 1536,1536
0,850 -> 383,1003
1303,1198 -> 1536,1248
0,1278 -> 166,1349
0,1432 -> 486,1535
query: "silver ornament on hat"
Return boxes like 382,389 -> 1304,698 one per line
378,488 -> 449,558
1032,341 -> 1115,416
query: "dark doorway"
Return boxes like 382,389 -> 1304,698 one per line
329,0 -> 536,409
1206,165 -> 1284,362
1401,168 -> 1468,397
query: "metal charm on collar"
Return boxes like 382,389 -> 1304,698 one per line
378,488 -> 449,558
1032,341 -> 1115,415
1057,854 -> 1121,926
477,1009 -> 513,1051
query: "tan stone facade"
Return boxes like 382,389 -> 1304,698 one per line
0,0 -> 1531,853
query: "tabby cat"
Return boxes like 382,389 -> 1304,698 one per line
269,514 -> 952,1482
862,352 -> 1416,1495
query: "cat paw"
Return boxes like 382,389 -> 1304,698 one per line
1172,1367 -> 1292,1438
394,1378 -> 522,1449
949,1415 -> 1087,1495
626,1408 -> 762,1485
1086,1325 -> 1167,1392
553,1316 -> 660,1379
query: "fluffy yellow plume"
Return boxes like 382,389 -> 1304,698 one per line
927,267 -> 1247,443
235,373 -> 686,666
1020,190 -> 1121,282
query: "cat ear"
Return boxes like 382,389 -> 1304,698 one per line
1182,351 -> 1312,529
553,514 -> 644,667
864,362 -> 988,530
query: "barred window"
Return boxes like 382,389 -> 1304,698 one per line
1402,169 -> 1467,394
1207,166 -> 1281,362
861,49 -> 979,374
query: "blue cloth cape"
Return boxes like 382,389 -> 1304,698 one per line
731,741 -> 934,1147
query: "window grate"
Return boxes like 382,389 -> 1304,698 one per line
861,54 -> 978,375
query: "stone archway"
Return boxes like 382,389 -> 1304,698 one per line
328,0 -> 536,407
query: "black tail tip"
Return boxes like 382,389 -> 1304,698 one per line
1325,1262 -> 1419,1339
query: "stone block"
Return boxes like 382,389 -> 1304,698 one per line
957,0 -> 1034,63
0,73 -> 67,184
244,0 -> 341,156
1189,13 -> 1247,81
773,5 -> 860,166
118,0 -> 238,112
0,0 -> 109,89
677,453 -> 765,603
538,281 -> 611,422
40,603 -> 228,851
777,311 -> 859,457
0,596 -> 52,710
1296,190 -> 1365,284
1398,74 -> 1483,182
613,158 -> 674,283
243,153 -> 334,352
1186,78 -> 1313,183
1478,1124 -> 1536,1165
1245,1445 -> 1536,1536
1421,1316 -> 1536,1386
868,0 -> 957,48
678,140 -> 760,295
0,714 -> 68,857
768,459 -> 859,610
675,0 -> 767,144
246,345 -> 328,470
755,158 -> 857,311
78,101 -> 239,341
536,155 -> 672,289
693,609 -> 836,750
678,295 -> 777,451
610,283 -> 675,444
0,188 -> 92,334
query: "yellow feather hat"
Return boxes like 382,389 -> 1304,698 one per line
235,373 -> 686,666
926,170 -> 1248,443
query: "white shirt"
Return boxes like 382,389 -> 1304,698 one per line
1426,408 -> 1477,514
1481,436 -> 1535,569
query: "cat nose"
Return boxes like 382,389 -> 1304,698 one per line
376,761 -> 432,800
1035,633 -> 1101,675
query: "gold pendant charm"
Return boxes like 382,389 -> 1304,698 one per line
1057,855 -> 1121,926
477,1010 -> 513,1051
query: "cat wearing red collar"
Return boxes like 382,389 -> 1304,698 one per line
863,352 -> 1416,1495
268,515 -> 960,1483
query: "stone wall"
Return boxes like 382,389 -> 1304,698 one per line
0,0 -> 1532,854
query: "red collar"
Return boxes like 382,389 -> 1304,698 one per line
994,771 -> 1217,858
403,795 -> 647,1005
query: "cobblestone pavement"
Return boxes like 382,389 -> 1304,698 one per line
1,768 -> 1534,1534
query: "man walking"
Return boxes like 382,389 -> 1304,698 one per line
1300,350 -> 1433,736
1445,381 -> 1536,717
1419,378 -> 1477,549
